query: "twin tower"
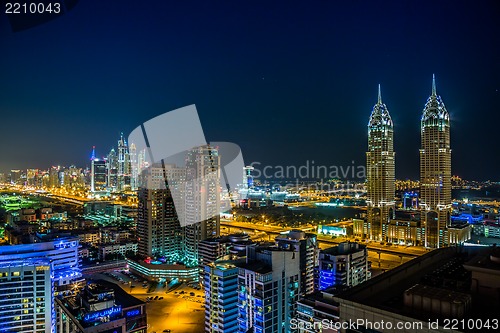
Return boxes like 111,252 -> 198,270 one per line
366,75 -> 452,248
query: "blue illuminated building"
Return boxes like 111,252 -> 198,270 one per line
237,244 -> 302,333
56,280 -> 147,333
318,242 -> 370,290
204,258 -> 244,333
0,258 -> 54,333
0,235 -> 81,288
451,213 -> 483,225
402,191 -> 419,210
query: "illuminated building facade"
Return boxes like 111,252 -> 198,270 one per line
0,258 -> 54,333
90,146 -> 107,193
56,280 -> 147,333
275,230 -> 318,296
243,166 -> 254,189
106,148 -> 118,191
317,242 -> 370,291
366,85 -> 395,241
184,145 -> 221,267
204,259 -> 244,333
117,133 -> 131,192
420,75 -> 452,248
237,245 -> 301,333
129,142 -> 138,191
136,164 -> 185,261
198,233 -> 253,281
0,237 -> 81,288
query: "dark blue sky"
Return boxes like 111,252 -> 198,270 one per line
0,0 -> 498,180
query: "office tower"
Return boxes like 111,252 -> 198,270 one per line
106,148 -> 118,190
0,258 -> 54,333
56,280 -> 147,333
137,164 -> 185,261
238,244 -> 301,333
184,145 -> 221,267
366,85 -> 395,241
275,230 -> 318,296
90,147 -> 107,193
317,242 -> 370,290
243,166 -> 254,189
204,259 -> 244,333
117,133 -> 131,192
420,75 -> 452,248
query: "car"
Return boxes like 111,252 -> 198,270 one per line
163,330 -> 171,333
159,296 -> 163,300
154,296 -> 159,300
190,292 -> 195,296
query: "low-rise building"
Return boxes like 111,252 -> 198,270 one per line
56,280 -> 147,333
98,242 -> 138,261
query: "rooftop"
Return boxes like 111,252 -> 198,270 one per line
334,245 -> 500,323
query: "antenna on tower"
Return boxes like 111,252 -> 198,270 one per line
91,146 -> 96,161
432,74 -> 436,96
378,84 -> 382,104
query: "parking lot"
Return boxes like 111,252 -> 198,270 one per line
85,270 -> 205,333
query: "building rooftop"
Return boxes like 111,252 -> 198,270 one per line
321,242 -> 365,256
334,245 -> 500,323
240,260 -> 272,274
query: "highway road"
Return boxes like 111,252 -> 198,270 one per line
220,220 -> 429,269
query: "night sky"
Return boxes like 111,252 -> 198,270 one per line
0,1 -> 498,180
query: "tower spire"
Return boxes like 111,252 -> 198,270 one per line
91,146 -> 96,161
378,84 -> 382,104
432,74 -> 436,96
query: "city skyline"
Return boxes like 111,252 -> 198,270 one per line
1,1 -> 499,180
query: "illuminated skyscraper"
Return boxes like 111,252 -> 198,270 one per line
366,85 -> 395,241
242,166 -> 254,189
90,146 -> 106,193
129,142 -> 138,191
184,145 -> 221,267
420,75 -> 452,248
117,133 -> 131,192
137,164 -> 185,260
106,148 -> 118,190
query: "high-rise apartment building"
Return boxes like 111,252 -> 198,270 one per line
137,164 -> 185,261
275,230 -> 318,296
238,245 -> 301,333
366,85 -> 395,241
129,142 -> 138,191
420,75 -> 452,248
204,258 -> 244,333
184,145 -> 221,267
